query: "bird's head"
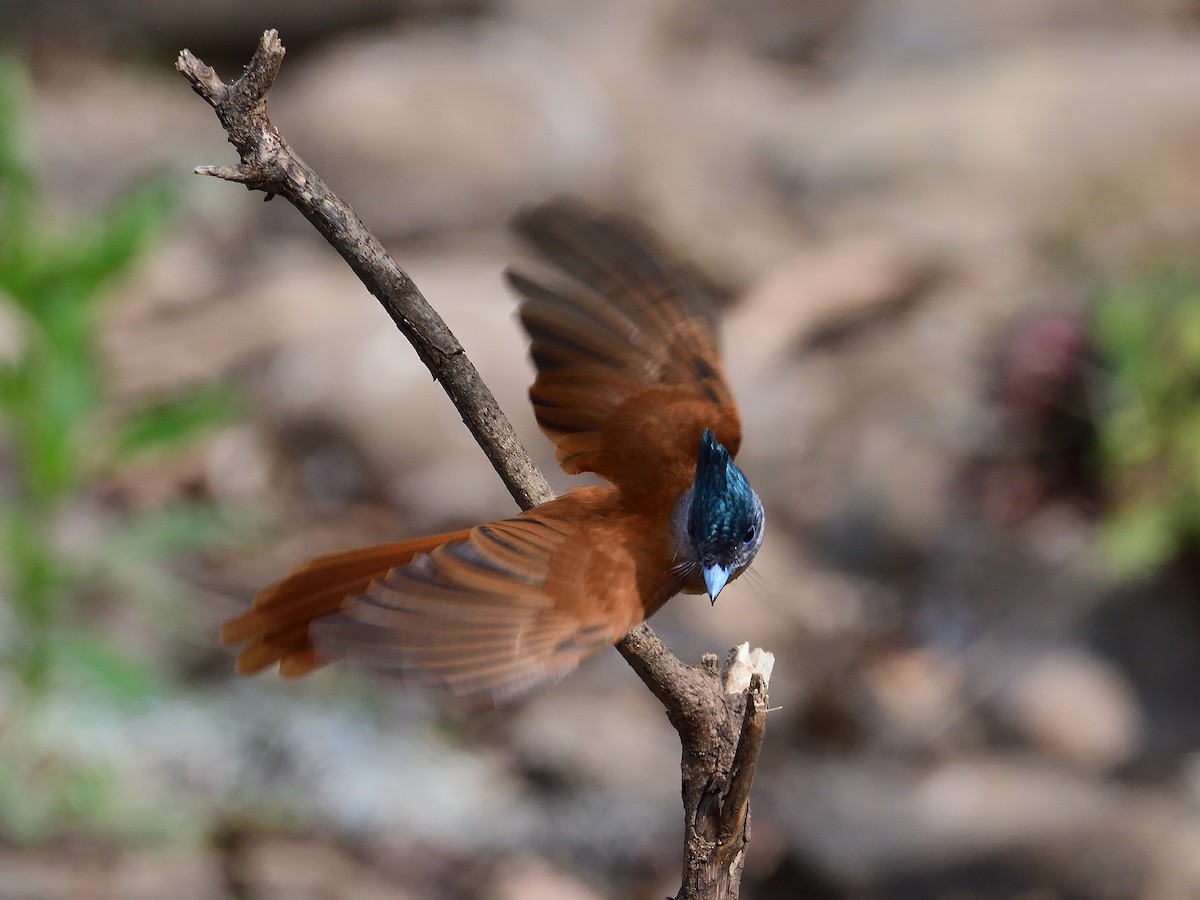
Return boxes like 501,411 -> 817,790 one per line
684,429 -> 765,603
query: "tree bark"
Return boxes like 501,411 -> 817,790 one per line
176,31 -> 773,898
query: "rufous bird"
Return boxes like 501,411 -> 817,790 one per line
222,202 -> 765,704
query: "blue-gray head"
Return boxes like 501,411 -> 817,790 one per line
678,429 -> 765,603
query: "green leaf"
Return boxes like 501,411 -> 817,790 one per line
1093,265 -> 1200,577
0,57 -> 36,246
53,178 -> 179,309
1100,503 -> 1175,577
116,386 -> 238,459
3,177 -> 178,324
0,56 -> 212,702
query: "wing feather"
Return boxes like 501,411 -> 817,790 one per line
316,507 -> 618,703
224,202 -> 739,700
221,529 -> 473,674
223,492 -> 637,704
508,201 -> 742,505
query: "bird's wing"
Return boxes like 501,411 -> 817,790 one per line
222,529 -> 472,678
222,494 -> 633,704
508,201 -> 742,506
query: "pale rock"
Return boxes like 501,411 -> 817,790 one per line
999,648 -> 1144,772
762,35 -> 1200,209
275,26 -> 616,237
492,856 -> 609,900
726,234 -> 933,364
245,837 -> 418,900
31,58 -> 221,219
0,849 -> 225,900
204,425 -> 276,508
104,244 -> 363,399
506,675 -> 678,798
256,246 -> 538,523
861,646 -> 966,744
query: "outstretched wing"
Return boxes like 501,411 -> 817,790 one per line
222,529 -> 472,678
222,491 -> 637,704
508,201 -> 742,507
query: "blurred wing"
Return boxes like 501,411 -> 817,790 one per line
316,511 -> 622,704
508,201 -> 742,503
223,503 -> 626,705
222,529 -> 472,678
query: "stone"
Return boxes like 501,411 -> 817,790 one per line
998,648 -> 1145,772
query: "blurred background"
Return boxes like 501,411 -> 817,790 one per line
3,0 -> 1200,897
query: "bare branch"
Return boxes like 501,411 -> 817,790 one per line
719,672 -> 768,844
177,30 -> 552,511
194,164 -> 250,182
179,31 -> 773,899
616,622 -> 715,730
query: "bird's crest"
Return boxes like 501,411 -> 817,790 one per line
689,429 -> 746,546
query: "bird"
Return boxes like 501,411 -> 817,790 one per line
221,201 -> 765,704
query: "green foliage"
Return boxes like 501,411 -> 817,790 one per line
117,386 -> 239,458
0,60 -> 237,840
1093,266 -> 1200,575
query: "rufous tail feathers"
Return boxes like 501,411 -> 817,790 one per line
221,530 -> 472,677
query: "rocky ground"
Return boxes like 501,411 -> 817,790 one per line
4,1 -> 1200,897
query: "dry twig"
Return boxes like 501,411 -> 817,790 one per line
177,30 -> 773,899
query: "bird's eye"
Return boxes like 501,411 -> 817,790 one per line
743,524 -> 756,544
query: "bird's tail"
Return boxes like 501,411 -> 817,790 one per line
221,529 -> 473,677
